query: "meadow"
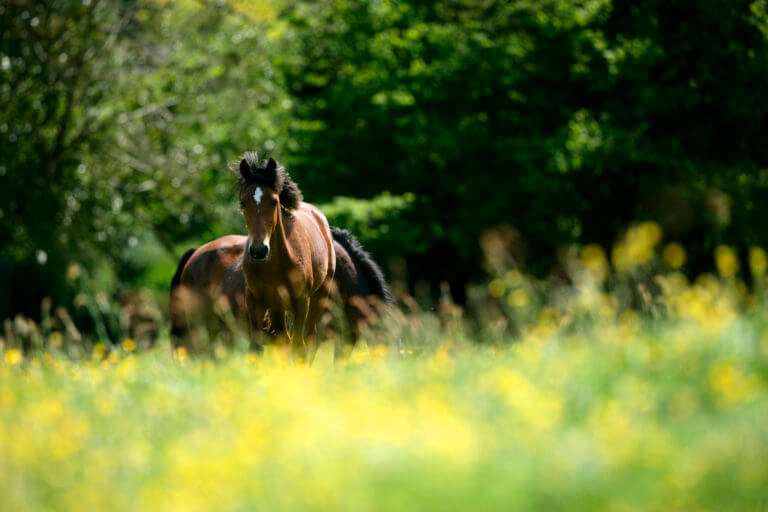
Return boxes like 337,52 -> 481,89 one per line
4,1 -> 768,509
2,229 -> 768,511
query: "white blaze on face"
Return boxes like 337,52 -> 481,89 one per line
253,187 -> 263,205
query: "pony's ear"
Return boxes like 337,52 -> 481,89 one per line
240,157 -> 254,180
264,157 -> 280,187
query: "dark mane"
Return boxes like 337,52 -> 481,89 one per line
331,227 -> 394,304
233,151 -> 303,211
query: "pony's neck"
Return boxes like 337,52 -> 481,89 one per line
271,207 -> 293,263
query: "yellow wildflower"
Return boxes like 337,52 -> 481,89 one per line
749,246 -> 767,277
122,338 -> 136,352
638,221 -> 662,247
581,244 -> 608,281
662,243 -> 686,269
714,245 -> 739,278
613,221 -> 663,272
708,361 -> 762,404
4,348 -> 22,366
174,346 -> 189,363
214,344 -> 228,360
49,331 -> 63,348
507,289 -> 529,308
488,278 -> 505,298
92,343 -> 107,360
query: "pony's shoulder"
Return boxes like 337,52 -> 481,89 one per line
295,202 -> 331,228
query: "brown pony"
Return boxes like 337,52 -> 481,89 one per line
169,229 -> 392,353
170,153 -> 391,360
239,153 -> 336,359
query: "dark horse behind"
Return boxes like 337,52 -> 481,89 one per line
169,153 -> 392,359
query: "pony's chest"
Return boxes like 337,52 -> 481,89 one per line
245,265 -> 309,306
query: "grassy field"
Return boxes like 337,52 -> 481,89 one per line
2,234 -> 768,511
2,300 -> 768,510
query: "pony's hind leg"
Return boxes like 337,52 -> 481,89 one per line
291,297 -> 310,363
305,291 -> 331,364
245,291 -> 267,352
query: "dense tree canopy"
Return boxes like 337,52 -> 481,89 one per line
2,0 -> 768,318
0,0 -> 286,316
276,0 -> 768,294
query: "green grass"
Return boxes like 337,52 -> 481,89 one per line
1,307 -> 767,511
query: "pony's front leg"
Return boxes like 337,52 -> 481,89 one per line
291,297 -> 310,363
305,294 -> 329,365
245,292 -> 266,352
267,308 -> 288,340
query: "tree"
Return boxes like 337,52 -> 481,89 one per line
0,0 -> 286,318
275,0 -> 768,297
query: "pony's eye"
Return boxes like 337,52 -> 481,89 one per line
239,200 -> 246,209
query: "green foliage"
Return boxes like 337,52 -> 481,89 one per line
0,0 -> 133,313
0,0 -> 287,315
3,0 -> 768,320
320,192 -> 419,250
276,0 -> 768,283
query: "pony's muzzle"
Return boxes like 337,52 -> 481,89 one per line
249,242 -> 269,262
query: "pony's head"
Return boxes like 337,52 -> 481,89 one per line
235,152 -> 303,262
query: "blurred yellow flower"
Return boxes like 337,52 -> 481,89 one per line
580,244 -> 608,280
214,344 -> 228,360
613,221 -> 663,272
370,344 -> 389,362
708,361 -> 762,404
48,331 -> 63,349
714,245 -> 739,278
122,338 -> 136,352
488,278 -> 506,298
494,369 -> 563,430
749,246 -> 767,277
92,343 -> 107,360
507,289 -> 529,308
638,221 -> 662,246
696,273 -> 721,298
537,307 -> 561,328
662,243 -> 686,269
174,346 -> 189,363
4,348 -> 22,366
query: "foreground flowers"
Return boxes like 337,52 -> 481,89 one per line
1,308 -> 767,512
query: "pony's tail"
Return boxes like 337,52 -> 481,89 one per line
170,247 -> 197,339
330,227 -> 393,304
171,248 -> 197,291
